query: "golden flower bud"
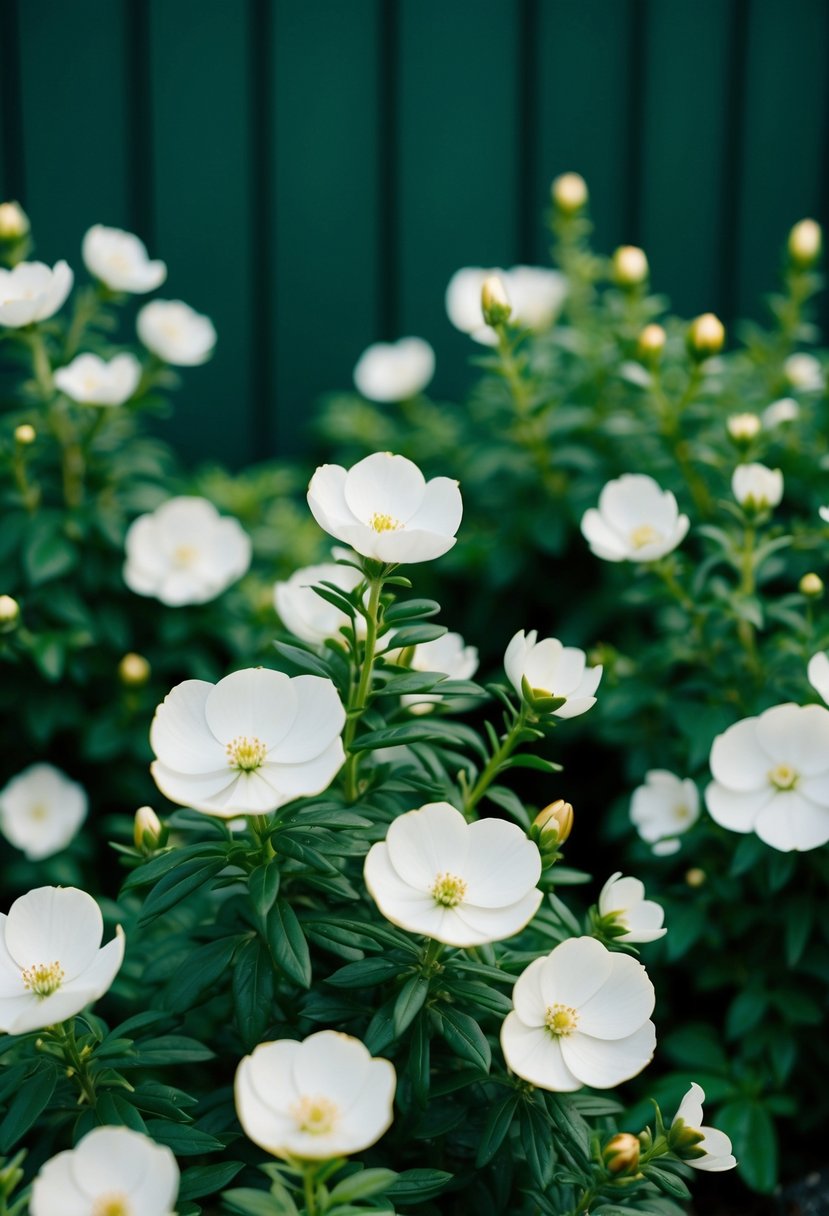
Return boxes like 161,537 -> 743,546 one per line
726,412 -> 761,443
481,275 -> 512,327
603,1132 -> 641,1175
799,572 -> 824,598
0,201 -> 30,241
612,245 -> 649,287
134,805 -> 163,851
685,867 -> 706,888
687,312 -> 725,360
788,218 -> 822,269
118,652 -> 151,686
0,595 -> 20,627
551,172 -> 588,214
533,799 -> 574,847
14,424 -> 36,445
637,324 -> 666,362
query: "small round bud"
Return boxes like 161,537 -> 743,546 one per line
551,172 -> 588,214
134,805 -> 163,851
0,595 -> 20,628
637,323 -> 666,362
118,651 -> 151,686
0,201 -> 30,241
14,423 -> 36,445
687,312 -> 725,360
533,799 -> 574,847
603,1132 -> 641,1175
612,245 -> 649,288
481,275 -> 512,327
685,867 -> 706,888
800,572 -> 824,598
788,218 -> 822,269
726,412 -> 761,443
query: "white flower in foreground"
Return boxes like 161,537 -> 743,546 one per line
581,474 -> 690,562
504,630 -> 601,719
731,463 -> 783,511
31,1125 -> 179,1216
0,260 -> 73,327
630,770 -> 700,852
598,872 -> 667,942
0,887 -> 124,1034
706,702 -> 829,851
808,652 -> 829,704
82,223 -> 166,294
399,631 -> 479,713
307,452 -> 462,564
364,801 -> 542,947
500,936 -> 656,1091
0,763 -> 87,860
53,351 -> 142,406
150,667 -> 346,818
445,265 -> 567,344
137,298 -> 216,365
762,397 -> 799,428
275,560 -> 363,646
671,1082 -> 737,1171
785,352 -> 824,392
124,496 -> 251,606
353,337 -> 435,402
235,1030 -> 396,1160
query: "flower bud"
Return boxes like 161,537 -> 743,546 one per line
732,462 -> 783,512
0,595 -> 20,629
0,201 -> 30,241
669,1119 -> 706,1156
687,312 -> 725,360
533,799 -> 574,847
134,805 -> 163,851
551,172 -> 588,214
603,1132 -> 641,1175
685,867 -> 706,888
612,245 -> 648,288
481,275 -> 512,327
800,572 -> 824,598
14,423 -> 36,445
118,651 -> 151,686
726,412 -> 761,443
637,323 -> 666,363
788,218 -> 822,269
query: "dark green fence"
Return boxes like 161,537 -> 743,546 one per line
1,0 -> 827,464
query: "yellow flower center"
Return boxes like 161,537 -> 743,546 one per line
369,512 -> 402,534
431,872 -> 468,908
21,960 -> 64,999
629,524 -> 661,550
28,802 -> 48,822
292,1095 -> 339,1135
673,803 -> 691,821
93,1195 -> 132,1216
226,736 -> 267,772
769,763 -> 798,791
544,1003 -> 579,1037
173,543 -> 199,567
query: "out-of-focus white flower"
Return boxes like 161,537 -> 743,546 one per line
551,172 -> 588,213
612,245 -> 648,287
364,801 -> 542,947
398,631 -> 479,713
637,324 -> 666,362
14,424 -> 35,445
630,770 -> 699,853
0,887 -> 124,1034
807,652 -> 829,704
275,560 -> 364,646
235,1030 -> 396,1160
446,265 -> 566,344
0,202 -> 29,240
137,299 -> 216,365
581,474 -> 689,563
31,1126 -> 179,1216
354,337 -> 435,402
445,266 -> 504,345
785,352 -> 824,392
82,224 -> 166,294
788,218 -> 822,268
54,351 -> 142,406
500,936 -> 656,1091
731,463 -> 783,511
124,496 -> 251,606
0,261 -> 73,327
762,397 -> 799,428
706,702 -> 829,851
0,764 -> 87,861
504,630 -> 601,719
687,313 -> 725,359
598,872 -> 666,942
670,1082 -> 737,1171
726,413 -> 761,442
150,668 -> 346,818
307,452 -> 462,564
0,595 -> 20,626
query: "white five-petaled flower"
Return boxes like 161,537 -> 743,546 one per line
504,630 -> 602,719
784,352 -> 824,393
0,887 -> 124,1034
0,260 -> 73,327
307,453 -> 462,564
364,801 -> 542,947
671,1082 -> 737,1171
807,652 -> 829,704
706,702 -> 829,852
53,352 -> 142,406
31,1125 -> 179,1216
398,631 -> 479,713
445,265 -> 567,344
124,496 -> 251,606
235,1030 -> 396,1160
82,224 -> 167,294
150,668 -> 346,818
137,298 -> 216,365
580,474 -> 690,563
274,560 -> 364,646
731,463 -> 783,511
630,770 -> 700,854
0,763 -> 87,860
353,337 -> 435,402
597,872 -> 667,943
500,936 -> 656,1091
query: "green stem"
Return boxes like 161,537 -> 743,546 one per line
737,523 -> 757,663
496,327 -> 532,415
463,708 -> 526,818
302,1164 -> 318,1216
343,573 -> 383,801
62,285 -> 100,361
252,814 -> 276,861
12,447 -> 38,512
48,401 -> 85,508
48,1020 -> 97,1106
651,366 -> 713,517
28,329 -> 54,400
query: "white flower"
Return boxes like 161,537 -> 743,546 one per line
446,266 -> 505,345
137,299 -> 216,365
706,703 -> 829,851
726,412 -> 761,441
364,801 -> 542,947
785,352 -> 824,392
275,560 -> 363,646
0,260 -> 73,327
446,265 -> 567,344
731,463 -> 783,510
762,397 -> 799,428
598,872 -> 666,942
0,202 -> 29,240
31,1126 -> 179,1216
82,224 -> 166,294
504,630 -> 601,719
0,764 -> 87,860
630,770 -> 700,851
808,652 -> 829,704
581,475 -> 690,562
150,667 -> 346,818
235,1030 -> 396,1160
0,887 -> 124,1034
671,1082 -> 737,1171
307,452 -> 462,564
500,936 -> 656,1091
124,496 -> 251,606
399,631 -> 479,713
353,337 -> 435,402
53,352 -> 142,406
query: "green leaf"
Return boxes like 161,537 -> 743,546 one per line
267,899 -> 312,988
546,892 -> 582,936
0,1066 -> 56,1150
95,1092 -> 148,1132
373,670 -> 447,696
132,1035 -> 214,1065
385,1169 -> 453,1205
437,1006 -> 491,1073
475,1092 -> 520,1166
220,1188 -> 286,1216
137,856 -> 227,925
383,598 -> 441,623
233,938 -> 276,1045
121,843 -> 226,892
644,1165 -> 691,1200
502,754 -> 562,773
349,722 -> 454,751
163,935 -> 242,1014
386,623 -> 447,648
143,1119 -> 224,1156
249,861 -> 281,919
24,514 -> 77,585
326,957 -> 405,988
393,975 -> 429,1037
178,1160 -> 245,1201
407,1015 -> 431,1106
726,989 -> 766,1039
328,1169 -> 398,1204
518,1101 -> 554,1189
273,640 -> 334,679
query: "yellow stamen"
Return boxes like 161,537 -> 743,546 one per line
21,961 -> 64,999
431,872 -> 467,908
226,736 -> 267,772
28,803 -> 48,822
544,1003 -> 579,1037
173,543 -> 199,567
769,763 -> 798,791
93,1196 -> 132,1216
629,524 -> 661,550
369,512 -> 401,533
291,1095 -> 339,1135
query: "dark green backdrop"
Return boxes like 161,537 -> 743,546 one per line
1,0 -> 827,465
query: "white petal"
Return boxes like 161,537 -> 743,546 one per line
373,528 -> 457,564
30,1151 -> 88,1216
544,937 -> 613,1010
709,717 -> 770,790
344,453 -> 426,525
452,889 -> 543,944
5,887 -> 102,978
523,638 -> 563,692
71,1125 -> 146,1196
405,477 -> 463,537
61,928 -> 124,1002
464,818 -> 541,906
580,509 -> 629,560
235,1047 -> 299,1155
293,1030 -> 370,1109
263,738 -> 345,800
503,630 -> 533,694
150,761 -> 241,814
598,875 -> 644,917
560,1020 -> 656,1088
705,782 -> 770,832
307,464 -> 356,534
755,702 -> 829,776
754,790 -> 829,852
578,952 -> 655,1039
204,668 -> 298,750
500,1015 -> 582,1090
385,802 -> 469,889
270,676 -> 345,762
598,475 -> 677,533
674,1081 -> 705,1128
150,680 -> 227,773
808,652 -> 829,704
